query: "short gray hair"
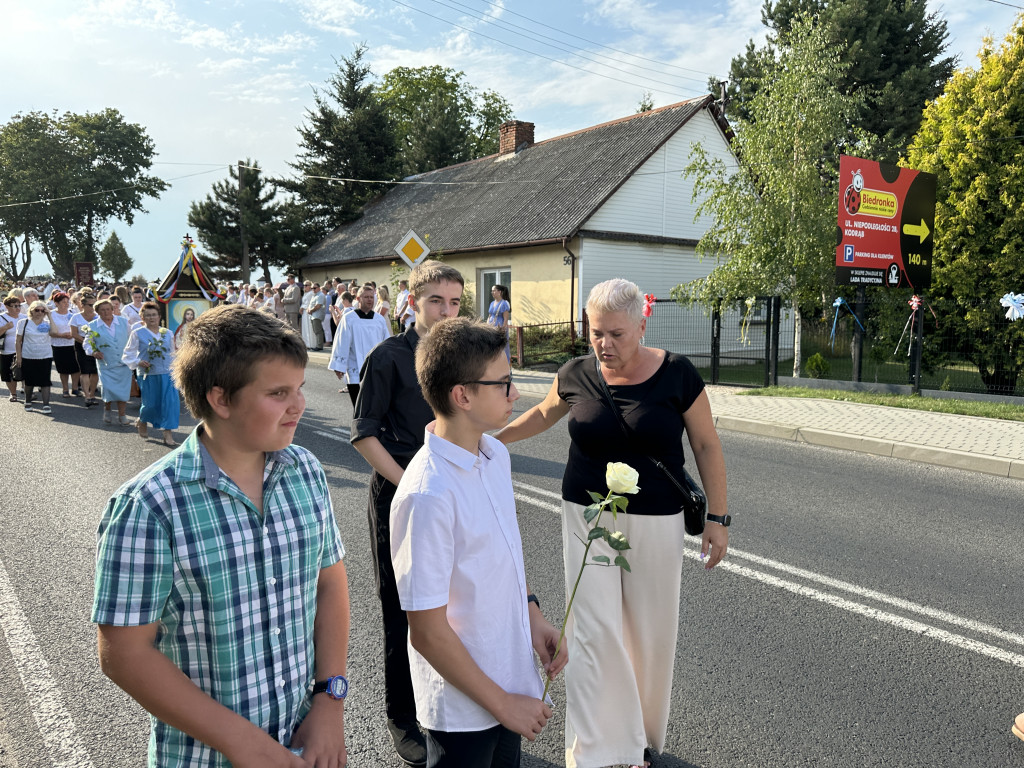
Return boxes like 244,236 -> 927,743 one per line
585,279 -> 643,324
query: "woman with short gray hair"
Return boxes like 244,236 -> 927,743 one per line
497,277 -> 728,768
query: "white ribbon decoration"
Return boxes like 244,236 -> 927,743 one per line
999,292 -> 1024,322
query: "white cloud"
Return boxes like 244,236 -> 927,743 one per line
292,0 -> 372,35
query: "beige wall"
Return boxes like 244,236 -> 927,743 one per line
306,240 -> 580,325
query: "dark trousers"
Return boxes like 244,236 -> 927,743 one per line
348,384 -> 360,409
367,465 -> 416,722
425,725 -> 521,768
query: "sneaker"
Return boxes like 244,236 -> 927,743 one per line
387,719 -> 427,767
24,403 -> 32,411
40,406 -> 52,414
103,411 -> 112,424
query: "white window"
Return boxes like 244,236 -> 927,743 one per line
479,268 -> 511,320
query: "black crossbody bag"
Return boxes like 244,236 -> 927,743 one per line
594,358 -> 707,536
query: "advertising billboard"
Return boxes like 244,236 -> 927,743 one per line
835,154 -> 936,290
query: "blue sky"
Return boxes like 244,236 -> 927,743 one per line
2,0 -> 1021,282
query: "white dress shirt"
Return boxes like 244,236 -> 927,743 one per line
390,426 -> 543,732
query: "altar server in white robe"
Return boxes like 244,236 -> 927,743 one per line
329,284 -> 390,407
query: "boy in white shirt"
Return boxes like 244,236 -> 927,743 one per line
390,317 -> 567,768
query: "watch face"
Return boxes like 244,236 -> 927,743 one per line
328,676 -> 348,699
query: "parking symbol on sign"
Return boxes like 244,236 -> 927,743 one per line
844,244 -> 855,263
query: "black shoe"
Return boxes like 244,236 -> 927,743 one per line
387,718 -> 427,767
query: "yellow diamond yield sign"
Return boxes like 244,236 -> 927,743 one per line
394,230 -> 431,269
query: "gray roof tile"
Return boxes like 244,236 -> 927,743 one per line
301,96 -> 714,268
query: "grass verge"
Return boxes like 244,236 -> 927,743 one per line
742,386 -> 1024,422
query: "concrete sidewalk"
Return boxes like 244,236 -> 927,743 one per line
510,369 -> 1024,480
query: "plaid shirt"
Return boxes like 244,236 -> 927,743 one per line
92,427 -> 345,767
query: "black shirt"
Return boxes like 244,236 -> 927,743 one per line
351,327 -> 435,459
557,352 -> 705,515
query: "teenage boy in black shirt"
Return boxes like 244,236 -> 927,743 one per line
350,260 -> 465,767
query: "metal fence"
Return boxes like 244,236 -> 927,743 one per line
796,292 -> 1024,397
514,293 -> 1024,398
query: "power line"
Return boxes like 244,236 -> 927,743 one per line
0,168 -> 223,210
385,0 -> 701,100
420,0 -> 712,89
980,0 -> 1024,10
457,0 -> 717,79
5,131 -> 1024,211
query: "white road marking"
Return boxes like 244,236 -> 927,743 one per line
511,479 -> 1024,666
725,548 -> 1024,648
695,551 -> 1024,669
0,555 -> 95,768
514,492 -> 565,512
314,428 -> 350,443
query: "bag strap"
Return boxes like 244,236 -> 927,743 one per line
592,357 -> 691,497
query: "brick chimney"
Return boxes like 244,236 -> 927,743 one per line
499,120 -> 535,155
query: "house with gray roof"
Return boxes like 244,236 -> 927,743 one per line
298,94 -> 735,326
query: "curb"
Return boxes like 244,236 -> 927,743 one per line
713,415 -> 1024,480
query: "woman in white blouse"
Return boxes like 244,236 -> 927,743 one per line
14,300 -> 60,414
48,291 -> 80,398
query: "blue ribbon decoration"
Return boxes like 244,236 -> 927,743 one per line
830,297 -> 866,350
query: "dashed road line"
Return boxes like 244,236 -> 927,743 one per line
512,479 -> 1024,667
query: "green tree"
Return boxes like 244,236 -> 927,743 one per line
719,0 -> 956,160
0,111 -> 84,278
906,19 -> 1024,395
188,160 -> 294,283
677,15 -> 864,376
0,109 -> 165,277
99,230 -> 133,282
281,45 -> 400,243
378,65 -> 514,174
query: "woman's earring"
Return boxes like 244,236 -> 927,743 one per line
640,335 -> 646,346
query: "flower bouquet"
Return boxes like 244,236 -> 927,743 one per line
139,330 -> 168,380
82,326 -> 109,361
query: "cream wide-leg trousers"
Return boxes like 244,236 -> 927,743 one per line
561,500 -> 686,768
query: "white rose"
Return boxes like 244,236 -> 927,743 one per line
605,462 -> 640,495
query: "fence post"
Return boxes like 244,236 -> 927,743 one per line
911,296 -> 924,394
770,296 -> 781,386
515,326 -> 525,368
762,296 -> 772,388
711,303 -> 721,385
852,285 -> 865,383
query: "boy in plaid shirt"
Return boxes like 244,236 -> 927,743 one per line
92,305 -> 349,767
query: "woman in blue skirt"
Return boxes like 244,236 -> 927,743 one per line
122,302 -> 179,447
84,298 -> 133,425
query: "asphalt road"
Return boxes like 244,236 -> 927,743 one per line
0,364 -> 1022,767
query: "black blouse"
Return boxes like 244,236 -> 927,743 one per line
351,328 -> 436,460
557,352 -> 705,515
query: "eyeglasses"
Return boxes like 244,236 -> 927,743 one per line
31,309 -> 45,314
461,376 -> 513,397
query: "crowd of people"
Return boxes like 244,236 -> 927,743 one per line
5,265 -> 738,768
1,282 -> 179,445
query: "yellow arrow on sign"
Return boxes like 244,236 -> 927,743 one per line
902,219 -> 930,243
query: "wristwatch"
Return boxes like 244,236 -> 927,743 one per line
312,674 -> 349,700
527,593 -> 540,608
706,513 -> 732,527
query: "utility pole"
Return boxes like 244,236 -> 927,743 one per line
237,160 -> 251,284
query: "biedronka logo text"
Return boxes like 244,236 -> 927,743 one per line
843,169 -> 897,219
